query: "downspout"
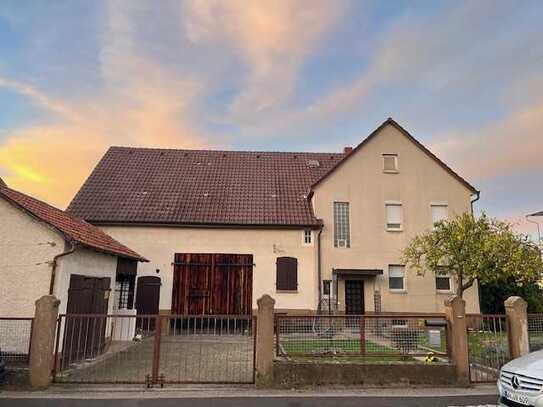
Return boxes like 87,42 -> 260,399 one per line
317,227 -> 323,305
470,191 -> 481,215
49,241 -> 77,295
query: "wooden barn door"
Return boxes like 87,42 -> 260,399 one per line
172,253 -> 253,315
63,275 -> 111,365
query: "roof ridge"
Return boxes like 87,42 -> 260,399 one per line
107,145 -> 345,156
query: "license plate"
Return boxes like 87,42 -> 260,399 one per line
503,389 -> 531,406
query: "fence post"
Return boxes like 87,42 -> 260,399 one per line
505,296 -> 529,358
29,295 -> 60,389
255,294 -> 275,387
444,295 -> 469,385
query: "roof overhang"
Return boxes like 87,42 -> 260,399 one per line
528,211 -> 543,217
332,268 -> 383,278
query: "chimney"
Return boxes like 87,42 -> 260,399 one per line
343,146 -> 353,155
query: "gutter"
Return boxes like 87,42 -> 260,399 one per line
49,241 -> 77,295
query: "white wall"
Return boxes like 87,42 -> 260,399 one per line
100,226 -> 318,312
0,199 -> 64,317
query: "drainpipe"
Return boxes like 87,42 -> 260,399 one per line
470,191 -> 481,215
317,227 -> 323,304
49,241 -> 77,295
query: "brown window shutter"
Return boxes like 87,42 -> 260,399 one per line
276,257 -> 297,291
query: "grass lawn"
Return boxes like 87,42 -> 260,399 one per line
281,338 -> 394,355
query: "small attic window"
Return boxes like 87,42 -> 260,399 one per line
307,159 -> 320,168
383,154 -> 398,173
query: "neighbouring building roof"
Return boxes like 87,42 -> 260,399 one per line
67,118 -> 477,228
0,185 -> 147,261
529,211 -> 543,217
67,148 -> 344,227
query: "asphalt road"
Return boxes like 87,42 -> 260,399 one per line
0,396 -> 499,407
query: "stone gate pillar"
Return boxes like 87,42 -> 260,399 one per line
255,294 -> 275,387
505,296 -> 529,358
444,295 -> 469,385
29,295 -> 60,389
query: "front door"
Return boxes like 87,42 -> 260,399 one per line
345,280 -> 364,315
135,276 -> 161,330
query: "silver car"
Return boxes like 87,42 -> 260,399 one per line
498,350 -> 543,406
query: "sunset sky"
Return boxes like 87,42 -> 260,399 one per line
0,1 -> 542,239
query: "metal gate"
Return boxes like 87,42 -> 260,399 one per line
53,314 -> 256,385
466,314 -> 510,383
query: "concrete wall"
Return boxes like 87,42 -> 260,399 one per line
54,247 -> 118,316
273,361 -> 458,387
0,199 -> 64,317
312,123 -> 480,313
99,226 -> 318,313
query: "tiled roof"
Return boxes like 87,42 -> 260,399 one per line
0,185 -> 146,261
67,148 -> 345,227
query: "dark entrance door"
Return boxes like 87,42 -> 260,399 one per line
63,275 -> 111,367
345,280 -> 364,315
135,276 -> 161,329
172,253 -> 253,315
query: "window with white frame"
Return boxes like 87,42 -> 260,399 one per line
333,202 -> 350,248
385,202 -> 403,231
431,203 -> 448,227
383,154 -> 398,172
389,265 -> 405,291
303,229 -> 312,245
435,267 -> 452,292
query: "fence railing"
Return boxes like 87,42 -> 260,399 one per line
528,314 -> 543,352
0,317 -> 33,366
53,314 -> 255,385
466,314 -> 510,383
275,314 -> 449,360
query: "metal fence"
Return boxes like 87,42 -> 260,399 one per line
528,314 -> 543,352
275,314 -> 449,360
466,314 -> 510,383
53,314 -> 255,385
0,317 -> 33,366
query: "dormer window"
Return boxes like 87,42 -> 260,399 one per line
383,154 -> 398,173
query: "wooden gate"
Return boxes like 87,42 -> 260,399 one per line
62,275 -> 111,366
172,253 -> 253,315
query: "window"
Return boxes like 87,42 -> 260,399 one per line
322,280 -> 331,296
431,203 -> 448,227
436,268 -> 452,292
385,202 -> 403,231
303,229 -> 312,245
276,257 -> 298,291
115,275 -> 135,310
389,265 -> 405,291
333,202 -> 350,247
383,154 -> 398,172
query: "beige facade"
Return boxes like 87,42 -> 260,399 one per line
0,198 -> 119,318
99,123 -> 479,315
99,226 -> 318,313
311,123 -> 480,313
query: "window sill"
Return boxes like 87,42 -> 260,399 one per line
383,170 -> 399,174
436,290 -> 453,294
386,228 -> 403,232
389,289 -> 407,294
276,290 -> 298,294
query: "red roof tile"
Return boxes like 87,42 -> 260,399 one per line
0,185 -> 146,261
67,148 -> 345,227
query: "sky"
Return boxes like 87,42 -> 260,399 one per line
0,0 -> 542,240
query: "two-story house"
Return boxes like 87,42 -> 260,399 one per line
67,118 -> 480,316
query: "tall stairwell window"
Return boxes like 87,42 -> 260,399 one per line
334,201 -> 350,248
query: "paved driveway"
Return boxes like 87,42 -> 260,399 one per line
55,335 -> 254,384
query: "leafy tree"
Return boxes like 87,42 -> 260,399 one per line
480,276 -> 543,314
402,212 -> 543,298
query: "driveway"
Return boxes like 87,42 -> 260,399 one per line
55,335 -> 254,384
